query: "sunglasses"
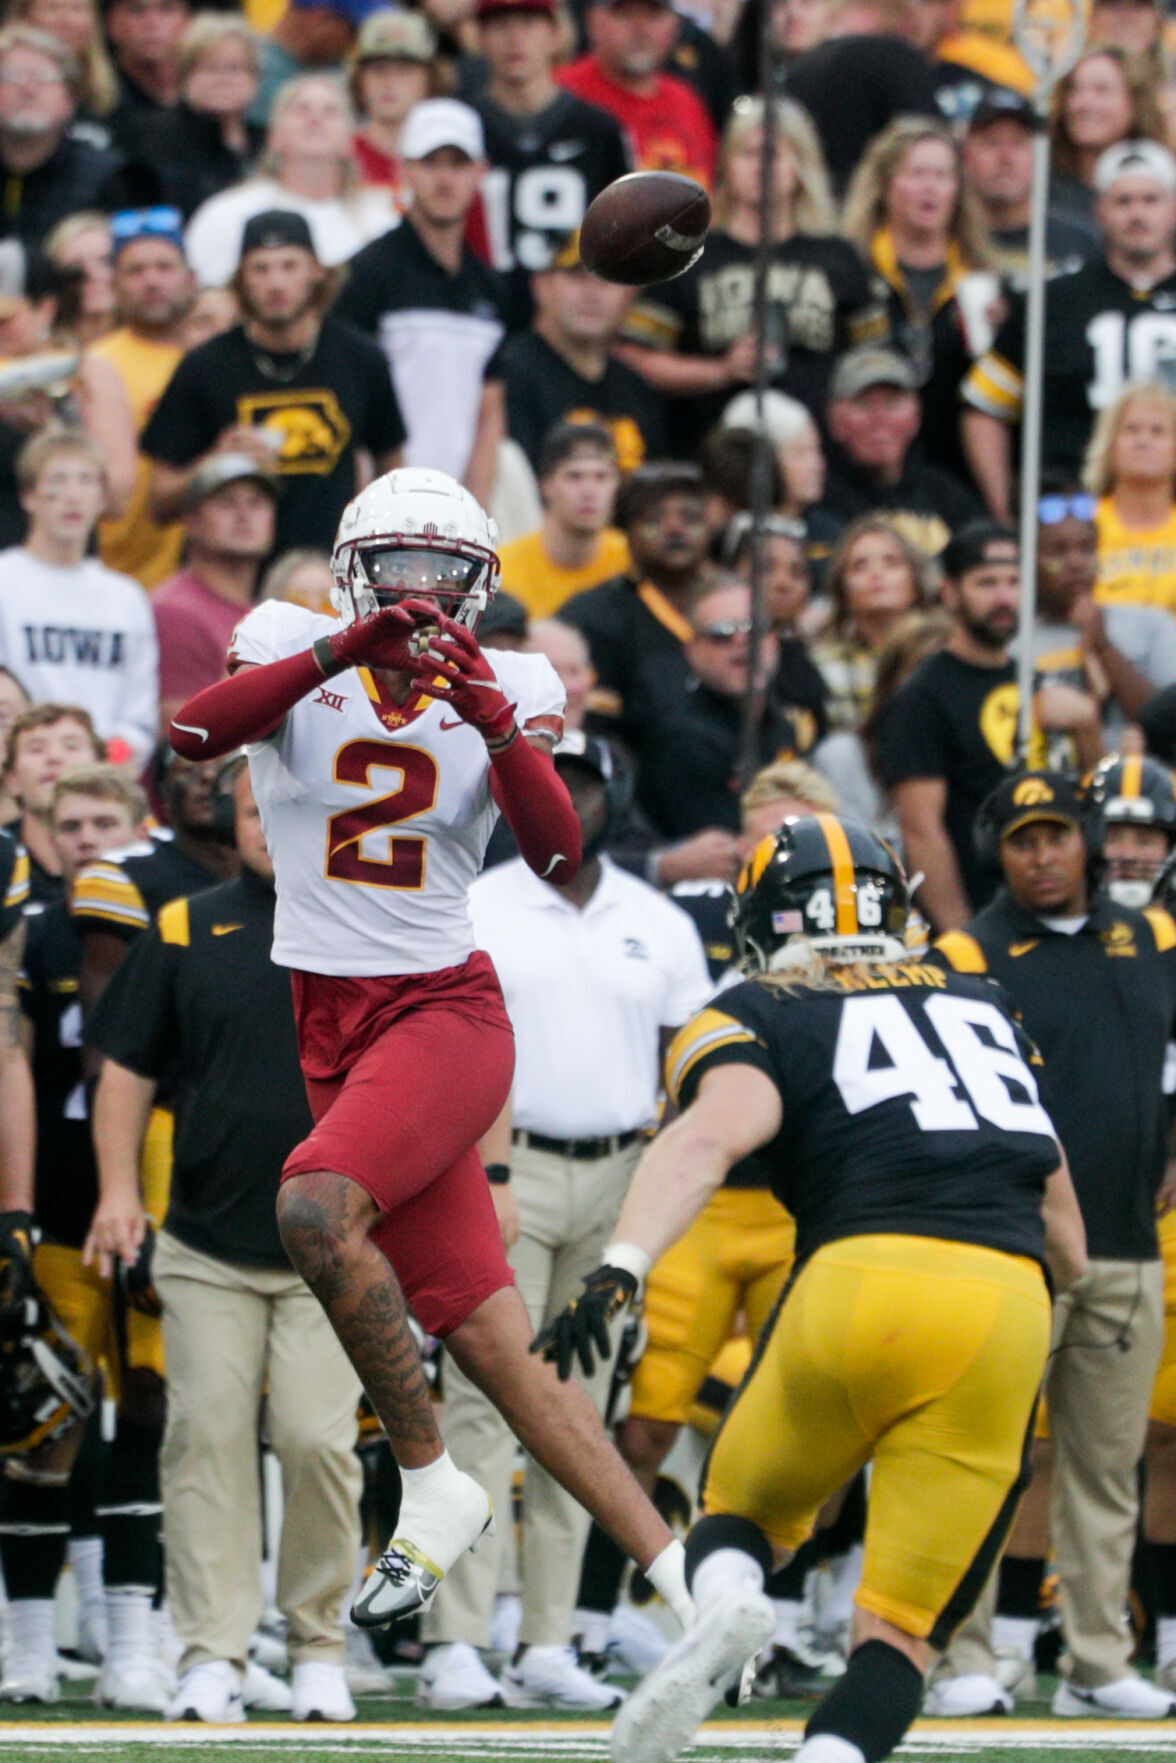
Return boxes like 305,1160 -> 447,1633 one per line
110,206 -> 185,251
697,617 -> 754,641
1039,494 -> 1096,524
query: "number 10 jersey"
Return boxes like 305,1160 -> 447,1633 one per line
229,599 -> 565,977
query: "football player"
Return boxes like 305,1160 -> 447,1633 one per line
536,815 -> 1086,1763
137,467 -> 692,1636
1087,752 -> 1176,908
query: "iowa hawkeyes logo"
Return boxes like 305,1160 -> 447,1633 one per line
1012,777 -> 1055,806
1101,920 -> 1138,956
236,390 -> 352,477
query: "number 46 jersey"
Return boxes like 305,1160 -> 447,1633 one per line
229,599 -> 565,978
665,959 -> 1062,1274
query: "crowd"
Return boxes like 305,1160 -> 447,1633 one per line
2,0 -> 1176,1724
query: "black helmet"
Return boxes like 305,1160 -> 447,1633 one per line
0,1288 -> 95,1459
731,814 -> 909,973
1087,753 -> 1176,907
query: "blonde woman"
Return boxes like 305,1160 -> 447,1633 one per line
619,96 -> 886,456
10,0 -> 118,119
44,211 -> 115,343
844,114 -> 995,487
1050,46 -> 1167,223
1085,381 -> 1176,613
811,512 -> 934,731
138,15 -> 264,217
184,73 -> 396,287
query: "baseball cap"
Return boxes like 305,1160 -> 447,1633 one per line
829,346 -> 920,401
399,98 -> 485,162
184,452 -> 280,512
477,0 -> 556,19
968,90 -> 1042,132
940,518 -> 1018,579
981,770 -> 1088,844
351,9 -> 437,63
1094,139 -> 1176,193
240,209 -> 317,258
478,590 -> 528,641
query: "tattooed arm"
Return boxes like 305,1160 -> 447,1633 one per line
0,915 -> 34,1212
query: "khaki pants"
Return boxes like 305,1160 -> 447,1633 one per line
155,1230 -> 362,1673
422,1138 -> 639,1649
940,1258 -> 1164,1685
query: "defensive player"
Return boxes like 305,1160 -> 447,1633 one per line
132,467 -> 690,1632
537,815 -> 1087,1763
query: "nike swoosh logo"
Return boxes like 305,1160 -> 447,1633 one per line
440,718 -> 465,730
1009,940 -> 1039,957
539,853 -> 568,878
212,923 -> 243,936
172,719 -> 209,744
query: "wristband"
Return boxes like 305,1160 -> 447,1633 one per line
603,1241 -> 652,1294
313,635 -> 343,680
485,1162 -> 512,1186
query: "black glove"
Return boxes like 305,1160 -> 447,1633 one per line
530,1264 -> 639,1381
0,1210 -> 38,1315
116,1222 -> 161,1318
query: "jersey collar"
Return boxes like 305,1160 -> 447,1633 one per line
357,665 -> 434,732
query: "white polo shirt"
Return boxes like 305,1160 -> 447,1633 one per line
470,855 -> 711,1139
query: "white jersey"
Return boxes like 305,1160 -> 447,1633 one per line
228,599 -> 566,976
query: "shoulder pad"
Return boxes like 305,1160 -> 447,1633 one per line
665,1004 -> 762,1107
933,931 -> 988,973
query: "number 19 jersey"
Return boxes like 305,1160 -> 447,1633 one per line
229,600 -> 565,978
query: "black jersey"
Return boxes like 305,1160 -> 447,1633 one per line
0,828 -> 29,940
70,836 -> 222,941
18,902 -> 94,1248
964,258 -> 1176,477
669,881 -> 735,983
666,960 -> 1059,1271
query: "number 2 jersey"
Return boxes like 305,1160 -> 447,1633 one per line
665,959 -> 1061,1273
229,599 -> 565,977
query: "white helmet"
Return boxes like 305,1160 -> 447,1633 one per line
330,467 -> 500,632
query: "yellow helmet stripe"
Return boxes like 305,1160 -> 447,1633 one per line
1121,753 -> 1143,798
743,834 -> 778,893
815,812 -> 857,935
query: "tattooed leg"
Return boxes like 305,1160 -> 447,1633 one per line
276,1170 -> 442,1468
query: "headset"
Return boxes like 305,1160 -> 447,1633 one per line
210,752 -> 248,847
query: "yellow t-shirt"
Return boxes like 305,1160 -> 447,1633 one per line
1094,496 -> 1176,615
91,328 -> 185,591
499,527 -> 632,619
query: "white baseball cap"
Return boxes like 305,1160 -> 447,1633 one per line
1095,139 -> 1176,193
399,98 -> 485,163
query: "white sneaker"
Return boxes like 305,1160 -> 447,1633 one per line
344,1626 -> 391,1696
0,1661 -> 60,1703
608,1605 -> 672,1673
994,1646 -> 1038,1703
352,1473 -> 494,1627
503,1645 -> 626,1710
97,1654 -> 172,1713
167,1660 -> 246,1723
243,1658 -> 293,1711
1053,1676 -> 1176,1718
923,1672 -> 1013,1716
610,1588 -> 776,1763
419,1642 -> 504,1710
291,1660 -> 356,1722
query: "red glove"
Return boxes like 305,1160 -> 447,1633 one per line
412,619 -> 517,746
321,597 -> 440,677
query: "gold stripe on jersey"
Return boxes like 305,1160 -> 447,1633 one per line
934,931 -> 989,973
158,897 -> 190,948
5,847 -> 29,909
815,812 -> 856,935
70,863 -> 150,930
666,1007 -> 762,1107
1145,906 -> 1176,953
1122,753 -> 1143,798
964,351 -> 1024,420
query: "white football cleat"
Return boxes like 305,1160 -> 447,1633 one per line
97,1654 -> 172,1713
419,1643 -> 504,1710
291,1660 -> 356,1721
503,1645 -> 626,1710
1052,1676 -> 1176,1718
923,1672 -> 1013,1716
167,1659 -> 246,1723
242,1658 -> 293,1711
0,1661 -> 60,1703
352,1472 -> 494,1627
610,1588 -> 775,1763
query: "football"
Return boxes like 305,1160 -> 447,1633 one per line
579,171 -> 711,287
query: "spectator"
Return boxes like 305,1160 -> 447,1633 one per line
500,230 -> 666,473
335,99 -> 504,500
0,26 -> 140,249
556,0 -> 717,189
1087,0 -> 1176,127
11,0 -> 120,129
499,421 -> 629,617
90,206 -> 196,589
1087,382 -> 1176,615
182,282 -> 235,347
528,617 -> 595,730
349,10 -> 439,201
843,114 -> 995,487
621,97 -> 886,458
0,431 -> 157,762
138,15 -> 264,219
820,344 -> 982,553
964,141 -> 1176,517
719,389 -> 833,537
782,0 -> 940,196
963,92 -> 1099,285
143,209 -> 405,553
720,512 -> 828,748
3,701 -> 103,904
104,0 -> 189,160
184,74 -> 396,287
45,210 -> 116,342
154,453 -> 279,730
907,0 -> 1037,124
260,546 -> 335,614
811,512 -> 932,732
1049,46 -> 1166,225
697,423 -> 784,540
0,665 -> 30,822
87,758 -> 362,1725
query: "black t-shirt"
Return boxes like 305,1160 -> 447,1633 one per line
562,572 -> 692,751
19,902 -> 93,1249
86,869 -> 309,1268
141,319 -> 407,555
626,230 -> 887,456
783,36 -> 941,196
501,330 -> 666,472
668,963 -> 1058,1272
878,650 -> 1017,912
0,135 -> 143,249
818,448 -> 982,556
637,680 -> 804,837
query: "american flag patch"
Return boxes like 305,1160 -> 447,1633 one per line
772,910 -> 803,933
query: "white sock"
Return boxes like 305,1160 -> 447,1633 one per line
690,1547 -> 764,1616
105,1586 -> 154,1661
645,1539 -> 693,1630
574,1608 -> 610,1655
68,1535 -> 103,1609
992,1613 -> 1038,1661
773,1597 -> 804,1651
9,1597 -> 56,1668
397,1451 -> 464,1511
1159,1615 -> 1176,1669
793,1736 -> 865,1763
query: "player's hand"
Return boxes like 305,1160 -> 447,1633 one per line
325,598 -> 439,675
83,1190 -> 147,1281
490,1181 -> 519,1250
411,618 -> 517,745
530,1263 -> 639,1381
0,1210 -> 38,1314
